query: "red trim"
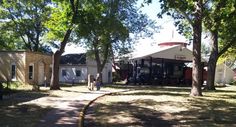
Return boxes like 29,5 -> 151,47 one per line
158,42 -> 187,47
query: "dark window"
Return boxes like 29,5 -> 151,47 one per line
11,64 -> 16,80
62,70 -> 67,76
29,65 -> 33,79
76,70 -> 81,77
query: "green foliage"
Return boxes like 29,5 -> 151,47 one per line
76,0 -> 157,60
203,0 -> 236,61
45,1 -> 73,41
155,0 -> 196,41
0,0 -> 52,52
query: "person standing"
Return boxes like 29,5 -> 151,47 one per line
96,73 -> 101,91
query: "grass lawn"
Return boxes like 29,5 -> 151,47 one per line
85,85 -> 236,127
0,84 -> 92,127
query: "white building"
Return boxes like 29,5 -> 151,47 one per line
59,53 -> 112,84
215,63 -> 234,84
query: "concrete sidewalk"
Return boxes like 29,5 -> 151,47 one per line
34,90 -> 122,127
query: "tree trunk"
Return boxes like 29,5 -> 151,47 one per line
50,28 -> 72,90
190,0 -> 203,96
206,31 -> 218,90
50,51 -> 62,90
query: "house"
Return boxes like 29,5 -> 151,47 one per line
0,51 -> 52,85
59,53 -> 112,84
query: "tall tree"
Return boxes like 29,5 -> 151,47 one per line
0,0 -> 51,52
149,0 -> 204,96
77,0 -> 157,82
46,0 -> 90,90
204,0 -> 236,90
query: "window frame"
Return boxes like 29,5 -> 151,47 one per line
62,69 -> 67,76
11,63 -> 16,81
75,70 -> 81,77
29,63 -> 34,80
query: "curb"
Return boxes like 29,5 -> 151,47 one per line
78,90 -> 128,127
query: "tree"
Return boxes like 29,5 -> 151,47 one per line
204,0 -> 236,90
0,0 -> 52,52
77,0 -> 157,82
0,28 -> 22,50
149,0 -> 204,96
46,0 -> 90,90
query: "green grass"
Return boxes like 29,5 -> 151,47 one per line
85,85 -> 236,127
0,90 -> 51,127
0,84 -> 90,127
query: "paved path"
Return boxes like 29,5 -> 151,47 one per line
29,90 -> 122,127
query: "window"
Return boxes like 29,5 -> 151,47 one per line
75,70 -> 81,77
29,64 -> 34,79
62,69 -> 67,76
11,63 -> 16,80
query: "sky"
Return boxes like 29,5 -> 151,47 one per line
63,0 -> 188,55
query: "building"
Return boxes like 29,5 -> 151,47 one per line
215,63 -> 235,84
0,51 -> 52,85
59,53 -> 112,84
116,41 -> 207,85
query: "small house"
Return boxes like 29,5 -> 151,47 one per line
0,51 -> 52,85
59,53 -> 112,84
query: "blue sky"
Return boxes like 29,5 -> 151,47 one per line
64,0 -> 187,54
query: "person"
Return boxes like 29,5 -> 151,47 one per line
96,73 -> 101,91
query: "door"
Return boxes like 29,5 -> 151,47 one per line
38,62 -> 45,85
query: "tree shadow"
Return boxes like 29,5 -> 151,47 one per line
170,97 -> 236,126
0,90 -> 49,107
84,89 -> 236,127
0,103 -> 51,127
84,100 -> 178,127
104,84 -> 191,92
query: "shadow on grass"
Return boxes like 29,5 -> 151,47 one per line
104,84 -> 191,91
1,90 -> 49,106
84,85 -> 236,127
0,90 -> 50,127
85,100 -> 177,127
172,98 -> 236,126
85,98 -> 236,127
0,103 -> 51,127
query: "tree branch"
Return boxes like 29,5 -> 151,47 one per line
176,9 -> 194,26
70,0 -> 75,12
218,39 -> 236,57
59,28 -> 72,53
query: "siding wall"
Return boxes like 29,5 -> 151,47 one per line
0,51 -> 52,85
58,58 -> 112,84
0,51 -> 26,83
59,65 -> 87,83
25,52 -> 52,85
86,59 -> 112,83
215,64 -> 234,84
